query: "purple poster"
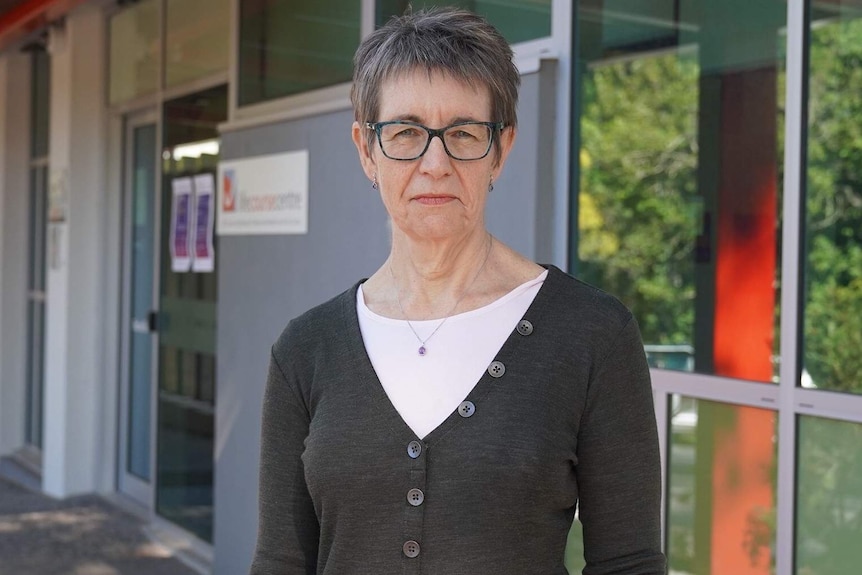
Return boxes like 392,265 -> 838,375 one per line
170,178 -> 193,272
192,174 -> 215,272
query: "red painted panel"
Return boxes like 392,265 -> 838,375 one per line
711,67 -> 778,575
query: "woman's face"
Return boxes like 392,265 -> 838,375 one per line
353,70 -> 515,243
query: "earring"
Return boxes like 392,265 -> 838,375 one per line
488,177 -> 494,193
372,174 -> 378,190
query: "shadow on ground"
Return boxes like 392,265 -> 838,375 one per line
0,477 -> 198,575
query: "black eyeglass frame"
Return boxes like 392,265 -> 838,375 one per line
365,120 -> 506,161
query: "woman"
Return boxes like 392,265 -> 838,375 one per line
251,7 -> 665,575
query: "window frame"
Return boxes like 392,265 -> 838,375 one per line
223,0 -> 561,132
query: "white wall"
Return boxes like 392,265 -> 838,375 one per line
42,4 -> 115,497
0,52 -> 31,455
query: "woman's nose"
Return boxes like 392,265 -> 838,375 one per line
420,135 -> 452,174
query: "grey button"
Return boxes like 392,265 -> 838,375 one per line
488,361 -> 506,378
517,319 -> 534,336
403,540 -> 420,558
407,441 -> 422,459
407,488 -> 425,506
458,401 -> 476,418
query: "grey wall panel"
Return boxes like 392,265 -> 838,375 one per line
214,69 -> 553,574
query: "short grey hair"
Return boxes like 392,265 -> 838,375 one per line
351,7 -> 520,160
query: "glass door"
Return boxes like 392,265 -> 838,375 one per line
119,111 -> 159,505
155,85 -> 226,542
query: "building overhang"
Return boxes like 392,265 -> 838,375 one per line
0,0 -> 89,53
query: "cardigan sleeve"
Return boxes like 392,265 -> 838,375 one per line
249,344 -> 319,574
575,315 -> 667,575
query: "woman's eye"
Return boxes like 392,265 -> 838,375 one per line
451,129 -> 479,140
393,127 -> 421,139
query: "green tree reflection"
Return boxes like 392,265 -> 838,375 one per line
796,16 -> 862,575
804,17 -> 862,396
578,53 -> 699,347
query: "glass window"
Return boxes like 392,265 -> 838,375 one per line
667,396 -> 777,574
109,0 -> 160,105
376,1 -> 551,44
573,0 -> 786,382
802,0 -> 862,395
238,0 -> 360,107
30,50 -> 50,159
25,166 -> 48,449
796,416 -> 862,573
25,48 -> 50,450
165,0 -> 230,88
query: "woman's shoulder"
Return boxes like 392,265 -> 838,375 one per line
540,264 -> 634,331
272,280 -> 362,358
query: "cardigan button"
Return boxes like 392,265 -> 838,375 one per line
517,319 -> 534,336
488,361 -> 506,378
403,540 -> 420,558
407,488 -> 425,506
407,441 -> 422,459
458,401 -> 476,418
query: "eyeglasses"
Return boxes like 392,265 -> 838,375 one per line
366,120 -> 504,161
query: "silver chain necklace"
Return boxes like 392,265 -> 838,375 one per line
389,235 -> 493,356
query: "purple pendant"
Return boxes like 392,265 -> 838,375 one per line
418,346 -> 427,356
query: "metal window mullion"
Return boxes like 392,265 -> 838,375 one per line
551,0 -> 572,269
361,0 -> 375,37
652,388 -> 669,551
227,0 -> 239,122
775,0 -> 808,572
793,388 -> 862,425
650,369 -> 780,410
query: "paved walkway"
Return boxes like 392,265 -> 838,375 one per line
0,476 -> 200,575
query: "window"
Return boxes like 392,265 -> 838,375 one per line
802,0 -> 862,396
108,0 -> 160,105
573,0 -> 786,383
25,49 -> 50,449
376,0 -> 551,44
165,0 -> 231,88
796,416 -> 862,573
668,397 -> 777,573
238,0 -> 360,106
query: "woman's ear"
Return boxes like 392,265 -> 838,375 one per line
493,125 -> 517,174
352,121 -> 377,182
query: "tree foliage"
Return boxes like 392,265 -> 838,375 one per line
578,53 -> 700,346
803,18 -> 862,395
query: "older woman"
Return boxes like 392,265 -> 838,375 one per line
251,7 -> 665,575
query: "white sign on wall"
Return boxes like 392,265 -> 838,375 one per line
217,150 -> 309,235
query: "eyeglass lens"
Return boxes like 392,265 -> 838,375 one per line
378,122 -> 493,160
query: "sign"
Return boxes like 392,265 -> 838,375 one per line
48,168 -> 68,223
170,177 -> 193,272
192,174 -> 215,272
217,150 -> 309,235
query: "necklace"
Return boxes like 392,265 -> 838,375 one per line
389,235 -> 493,356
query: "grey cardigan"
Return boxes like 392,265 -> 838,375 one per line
251,265 -> 666,575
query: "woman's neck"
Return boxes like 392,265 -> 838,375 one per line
386,229 -> 493,320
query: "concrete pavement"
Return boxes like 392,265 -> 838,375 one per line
0,476 -> 201,575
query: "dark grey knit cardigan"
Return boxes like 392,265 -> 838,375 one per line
251,265 -> 666,575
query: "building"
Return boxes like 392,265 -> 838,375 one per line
0,0 -> 860,573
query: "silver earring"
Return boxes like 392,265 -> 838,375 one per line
372,174 -> 378,190
488,178 -> 494,193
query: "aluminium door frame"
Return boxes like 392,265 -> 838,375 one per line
117,108 -> 162,509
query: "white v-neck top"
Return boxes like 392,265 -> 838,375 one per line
357,270 -> 547,438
